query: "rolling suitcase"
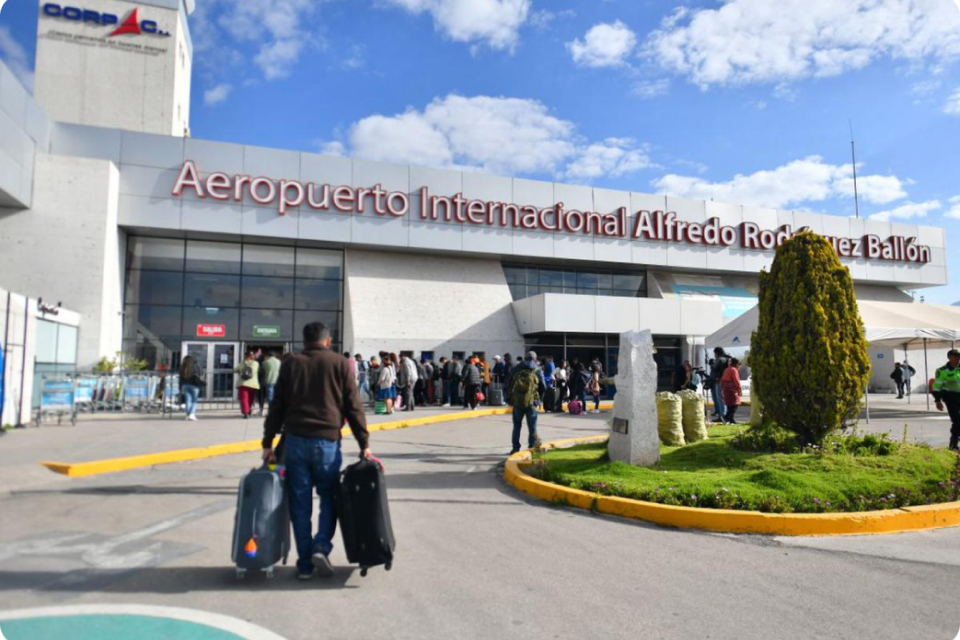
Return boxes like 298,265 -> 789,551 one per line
231,463 -> 290,579
487,382 -> 505,406
339,457 -> 395,577
543,387 -> 560,412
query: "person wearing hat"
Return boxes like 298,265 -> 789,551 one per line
508,351 -> 546,454
932,348 -> 960,451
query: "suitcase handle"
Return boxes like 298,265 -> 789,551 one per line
361,453 -> 386,471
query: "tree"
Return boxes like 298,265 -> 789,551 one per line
751,231 -> 870,445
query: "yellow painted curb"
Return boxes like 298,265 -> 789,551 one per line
40,402 -> 614,478
504,436 -> 960,537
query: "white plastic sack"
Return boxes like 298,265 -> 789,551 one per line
656,392 -> 685,446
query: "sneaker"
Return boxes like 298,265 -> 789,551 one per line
590,409 -> 600,414
297,568 -> 314,581
188,414 -> 198,421
442,403 -> 450,407
311,550 -> 334,578
509,448 -> 520,456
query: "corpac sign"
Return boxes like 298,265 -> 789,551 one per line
41,3 -> 171,37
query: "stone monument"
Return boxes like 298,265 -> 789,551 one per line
608,330 -> 660,467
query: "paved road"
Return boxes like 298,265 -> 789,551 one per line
0,409 -> 959,640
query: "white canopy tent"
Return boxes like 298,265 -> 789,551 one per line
705,300 -> 960,417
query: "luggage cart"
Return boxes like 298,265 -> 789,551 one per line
34,375 -> 77,426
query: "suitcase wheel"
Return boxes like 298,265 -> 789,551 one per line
264,567 -> 275,579
235,568 -> 246,581
385,561 -> 392,571
360,567 -> 368,577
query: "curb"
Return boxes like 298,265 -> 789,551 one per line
504,436 -> 960,537
40,402 -> 615,478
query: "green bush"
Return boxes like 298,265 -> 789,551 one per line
751,231 -> 870,445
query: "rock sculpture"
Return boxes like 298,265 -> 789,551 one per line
608,330 -> 660,467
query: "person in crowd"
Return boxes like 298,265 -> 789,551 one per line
437,356 -> 449,406
903,360 -> 916,396
542,356 -> 556,411
255,349 -> 267,415
399,354 -> 419,412
422,359 -> 435,405
368,355 -> 380,407
708,347 -> 730,422
933,349 -> 960,451
555,359 -> 569,405
587,361 -> 602,414
461,357 -> 483,410
891,362 -> 906,399
376,354 -> 397,414
508,351 -> 546,454
389,353 -> 402,409
720,357 -> 742,424
444,356 -> 462,407
343,351 -> 357,381
260,350 -> 281,413
236,351 -> 260,419
570,358 -> 589,408
262,322 -> 371,580
355,354 -> 371,404
480,357 -> 491,397
502,353 -> 514,392
679,360 -> 700,392
179,355 -> 203,421
492,355 -> 505,385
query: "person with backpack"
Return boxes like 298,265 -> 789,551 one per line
508,351 -> 546,454
236,351 -> 260,419
708,347 -> 730,422
179,355 -> 204,421
443,356 -> 462,407
461,357 -> 483,410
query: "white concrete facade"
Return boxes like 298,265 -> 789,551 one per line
34,0 -> 192,136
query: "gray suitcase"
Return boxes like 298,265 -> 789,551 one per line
231,463 -> 290,579
487,383 -> 505,406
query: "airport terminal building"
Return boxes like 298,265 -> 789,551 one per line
0,0 -> 950,400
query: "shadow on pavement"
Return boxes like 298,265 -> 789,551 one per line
0,565 -> 359,594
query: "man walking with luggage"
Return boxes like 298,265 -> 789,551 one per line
933,349 -> 960,451
509,351 -> 546,454
262,322 -> 372,580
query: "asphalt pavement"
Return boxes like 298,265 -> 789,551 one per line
0,406 -> 958,640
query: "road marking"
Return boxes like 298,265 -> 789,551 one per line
0,605 -> 288,640
0,500 -> 230,569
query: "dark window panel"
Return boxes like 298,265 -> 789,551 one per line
242,276 -> 295,309
184,273 -> 241,308
126,237 -> 184,272
296,248 -> 343,280
123,305 -> 182,341
125,270 -> 184,305
295,279 -> 342,310
294,311 -> 341,344
243,244 -> 296,277
186,240 -> 242,274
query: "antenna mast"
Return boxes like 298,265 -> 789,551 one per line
849,119 -> 860,219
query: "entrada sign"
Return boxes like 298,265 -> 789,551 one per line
41,4 -> 171,37
171,160 -> 932,264
252,325 -> 281,338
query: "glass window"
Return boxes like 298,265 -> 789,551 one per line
124,305 -> 183,340
243,244 -> 296,277
56,325 -> 78,364
503,266 -> 524,285
539,269 -> 563,288
577,271 -> 600,293
126,237 -> 184,271
296,248 -> 343,280
183,307 -> 240,340
613,274 -> 645,296
595,272 -> 613,295
184,273 -> 241,308
562,270 -> 578,292
508,283 -> 527,300
295,279 -> 342,310
186,240 -> 242,274
125,270 -> 184,305
240,309 -> 295,341
242,276 -> 295,309
294,311 -> 340,344
35,320 -> 58,363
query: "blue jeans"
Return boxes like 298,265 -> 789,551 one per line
182,384 -> 200,416
711,382 -> 726,419
442,380 -> 453,404
284,434 -> 342,574
512,405 -> 539,452
263,383 -> 275,404
358,377 -> 371,402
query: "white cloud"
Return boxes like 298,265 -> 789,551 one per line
379,0 -> 530,51
645,0 -> 960,88
564,138 -> 655,181
945,195 -> 960,220
203,83 -> 232,106
193,0 -> 322,82
944,87 -> 960,115
868,200 -> 941,222
653,156 -> 908,209
0,26 -> 33,92
318,141 -> 346,156
528,8 -> 575,30
568,21 -> 637,68
632,78 -> 669,99
336,94 -> 654,181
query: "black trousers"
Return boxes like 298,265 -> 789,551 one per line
944,396 -> 960,442
724,404 -> 738,424
895,381 -> 905,397
463,384 -> 480,409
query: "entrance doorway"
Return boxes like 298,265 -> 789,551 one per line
182,341 -> 239,401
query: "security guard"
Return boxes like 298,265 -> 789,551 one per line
932,349 -> 960,451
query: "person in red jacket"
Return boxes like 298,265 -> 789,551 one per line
720,357 -> 742,424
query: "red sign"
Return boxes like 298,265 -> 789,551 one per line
196,324 -> 226,338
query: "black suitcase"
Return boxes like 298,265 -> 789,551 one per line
543,387 -> 560,412
231,464 -> 290,579
487,383 -> 505,406
339,457 -> 395,577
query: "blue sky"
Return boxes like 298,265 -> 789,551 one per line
2,0 -> 959,303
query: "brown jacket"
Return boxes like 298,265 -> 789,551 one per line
262,346 -> 369,450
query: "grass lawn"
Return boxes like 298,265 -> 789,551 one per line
536,426 -> 960,513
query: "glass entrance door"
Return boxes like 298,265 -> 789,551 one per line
182,341 -> 239,401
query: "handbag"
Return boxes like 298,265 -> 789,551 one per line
476,391 -> 485,403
